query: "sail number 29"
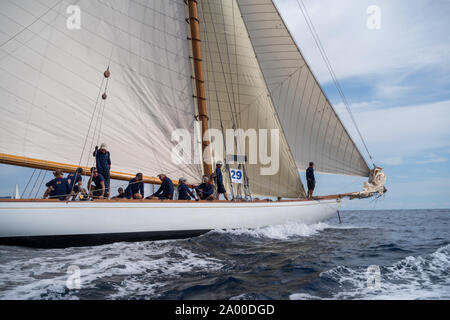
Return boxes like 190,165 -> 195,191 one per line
230,169 -> 243,184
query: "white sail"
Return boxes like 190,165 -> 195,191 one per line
198,0 -> 305,198
0,0 -> 201,182
237,0 -> 371,177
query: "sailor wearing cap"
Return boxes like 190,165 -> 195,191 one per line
177,178 -> 196,200
93,143 -> 111,198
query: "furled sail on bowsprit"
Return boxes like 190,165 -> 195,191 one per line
237,0 -> 371,177
0,0 -> 201,182
197,0 -> 306,198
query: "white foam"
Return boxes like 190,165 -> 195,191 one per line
289,293 -> 323,300
229,293 -> 253,300
290,244 -> 450,300
212,221 -> 331,240
0,241 -> 224,300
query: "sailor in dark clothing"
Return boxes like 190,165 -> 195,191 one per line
66,167 -> 87,200
306,162 -> 316,200
213,161 -> 229,200
43,170 -> 70,201
177,177 -> 196,200
125,173 -> 145,199
93,143 -> 111,198
112,187 -> 126,199
88,168 -> 106,199
147,174 -> 174,200
195,175 -> 215,200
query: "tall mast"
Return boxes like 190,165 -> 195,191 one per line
188,0 -> 212,176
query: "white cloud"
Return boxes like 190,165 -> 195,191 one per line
272,0 -> 450,165
275,0 -> 450,82
334,99 -> 450,162
374,84 -> 416,100
379,157 -> 404,166
416,156 -> 448,165
342,176 -> 450,209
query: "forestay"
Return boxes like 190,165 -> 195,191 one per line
237,0 -> 370,177
0,0 -> 201,182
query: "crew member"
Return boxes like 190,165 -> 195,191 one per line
147,174 -> 174,200
177,178 -> 196,200
112,187 -> 126,199
306,162 -> 315,200
88,168 -> 106,199
93,143 -> 111,198
195,175 -> 215,200
214,161 -> 229,201
66,167 -> 87,200
125,173 -> 145,199
44,170 -> 70,201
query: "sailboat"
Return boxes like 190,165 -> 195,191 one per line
0,0 -> 386,248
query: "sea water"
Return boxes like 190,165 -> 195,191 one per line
0,209 -> 448,300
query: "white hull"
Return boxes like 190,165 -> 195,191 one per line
0,199 -> 340,248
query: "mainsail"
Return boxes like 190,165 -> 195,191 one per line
0,0 -> 201,182
0,0 -> 371,198
237,0 -> 371,177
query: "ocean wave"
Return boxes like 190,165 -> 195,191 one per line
0,241 -> 224,300
209,222 -> 331,240
290,244 -> 450,300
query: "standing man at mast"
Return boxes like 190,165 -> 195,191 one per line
306,162 -> 316,200
93,143 -> 111,198
213,161 -> 229,200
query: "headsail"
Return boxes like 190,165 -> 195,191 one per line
198,0 -> 305,198
237,0 -> 371,177
0,0 -> 201,182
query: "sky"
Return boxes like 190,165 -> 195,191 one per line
1,0 -> 449,209
274,0 -> 450,209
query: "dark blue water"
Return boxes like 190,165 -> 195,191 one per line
0,209 -> 448,300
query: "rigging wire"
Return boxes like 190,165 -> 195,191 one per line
96,99 -> 108,147
227,0 -> 252,199
205,0 -> 251,199
199,1 -> 235,200
0,0 -> 64,49
34,170 -> 48,199
295,0 -> 375,167
76,54 -> 113,195
21,168 -> 37,198
77,77 -> 105,169
28,169 -> 43,199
